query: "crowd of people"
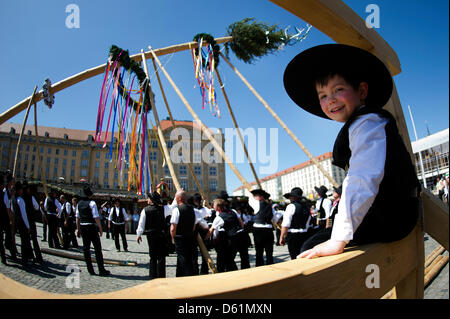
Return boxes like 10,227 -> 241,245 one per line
1,169 -> 346,280
435,174 -> 449,205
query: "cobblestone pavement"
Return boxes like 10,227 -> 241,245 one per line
0,223 -> 447,298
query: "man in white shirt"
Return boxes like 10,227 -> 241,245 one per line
108,198 -> 130,252
44,190 -> 62,249
313,186 -> 332,230
76,186 -> 110,276
60,195 -> 78,249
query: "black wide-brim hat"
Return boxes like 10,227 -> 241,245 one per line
314,186 -> 328,197
251,189 -> 270,199
283,44 -> 393,119
283,187 -> 303,199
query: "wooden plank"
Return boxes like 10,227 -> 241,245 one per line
0,224 -> 420,299
422,189 -> 449,251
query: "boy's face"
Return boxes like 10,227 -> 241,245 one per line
315,75 -> 368,123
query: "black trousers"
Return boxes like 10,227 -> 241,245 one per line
80,224 -> 107,273
215,233 -> 237,273
253,227 -> 274,267
0,222 -> 16,261
233,231 -> 250,269
29,221 -> 43,262
174,235 -> 196,277
47,214 -> 61,248
113,224 -> 127,251
62,219 -> 78,249
17,224 -> 33,264
146,232 -> 166,279
286,232 -> 309,260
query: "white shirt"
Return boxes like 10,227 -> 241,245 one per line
15,196 -> 30,230
314,197 -> 332,220
75,200 -> 100,225
282,203 -> 311,233
3,188 -> 10,209
108,206 -> 130,224
210,210 -> 243,238
170,206 -> 206,225
331,113 -> 388,243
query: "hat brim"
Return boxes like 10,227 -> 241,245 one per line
283,44 -> 393,119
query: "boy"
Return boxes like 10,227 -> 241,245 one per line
283,44 -> 420,258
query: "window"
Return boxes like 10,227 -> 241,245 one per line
54,167 -> 58,175
150,151 -> 157,161
55,149 -> 59,155
54,158 -> 59,165
194,141 -> 201,150
25,154 -> 28,161
81,169 -> 87,177
82,150 -> 89,158
94,170 -> 99,178
194,166 -> 201,175
193,152 -> 201,163
70,169 -> 75,177
164,165 -> 170,176
48,148 -> 51,154
63,159 -> 67,166
47,157 -> 51,164
96,152 -> 100,159
81,160 -> 88,167
95,161 -> 100,168
72,150 -> 76,157
64,149 -> 68,156
151,140 -> 158,148
62,168 -> 66,176
209,166 -> 217,176
167,141 -> 173,149
180,179 -> 188,191
104,171 -> 109,179
26,145 -> 30,151
209,179 -> 218,192
179,165 -> 187,176
105,162 -> 109,169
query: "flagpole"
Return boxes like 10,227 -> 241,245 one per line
408,105 -> 427,189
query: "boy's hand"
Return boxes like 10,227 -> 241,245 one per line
297,240 -> 346,259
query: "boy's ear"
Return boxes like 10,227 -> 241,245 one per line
359,82 -> 369,101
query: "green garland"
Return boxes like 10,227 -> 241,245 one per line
192,33 -> 220,67
225,18 -> 308,64
109,45 -> 153,112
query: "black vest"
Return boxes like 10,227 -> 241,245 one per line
78,199 -> 96,224
205,210 -> 216,226
332,108 -> 420,241
144,205 -> 166,234
290,201 -> 310,230
219,210 -> 241,237
60,202 -> 70,219
46,197 -> 57,214
176,204 -> 195,237
22,194 -> 37,226
111,206 -> 125,223
12,196 -> 26,229
317,197 -> 326,219
254,200 -> 273,225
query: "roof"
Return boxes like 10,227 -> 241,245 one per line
233,152 -> 333,192
411,128 -> 449,153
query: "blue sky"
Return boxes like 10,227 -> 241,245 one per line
1,0 -> 448,194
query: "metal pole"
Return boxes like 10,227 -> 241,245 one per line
408,105 -> 427,189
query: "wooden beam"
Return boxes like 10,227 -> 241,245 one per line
0,37 -> 233,126
422,189 -> 449,251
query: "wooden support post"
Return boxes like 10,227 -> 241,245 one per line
33,103 -> 48,197
12,86 -> 38,178
148,46 -> 253,192
151,58 -> 206,201
215,69 -> 262,189
140,50 -> 181,191
219,52 -> 339,188
142,50 -> 217,274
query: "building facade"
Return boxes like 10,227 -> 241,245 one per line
411,128 -> 449,190
0,119 -> 226,199
233,152 -> 347,201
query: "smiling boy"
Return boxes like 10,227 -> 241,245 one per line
283,44 -> 420,258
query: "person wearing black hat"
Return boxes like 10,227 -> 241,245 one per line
22,182 -> 43,263
249,189 -> 276,267
44,190 -> 62,249
136,191 -> 167,279
59,195 -> 78,249
327,186 -> 342,229
2,173 -> 17,260
75,185 -> 110,276
312,185 -> 332,230
108,198 -> 130,252
0,173 -> 10,264
284,44 -> 420,259
279,187 -> 311,260
11,182 -> 34,266
101,201 -> 112,239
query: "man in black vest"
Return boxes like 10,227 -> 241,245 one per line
44,190 -> 62,249
2,173 -> 17,260
60,195 -> 78,249
0,173 -> 9,265
75,185 -> 110,276
280,187 -> 311,260
170,190 -> 199,277
11,182 -> 34,267
108,198 -> 129,252
136,191 -> 167,279
249,189 -> 275,267
313,186 -> 332,230
22,182 -> 43,263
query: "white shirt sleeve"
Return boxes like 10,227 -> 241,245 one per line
281,204 -> 296,228
331,113 -> 388,242
31,196 -> 40,211
136,208 -> 147,237
122,208 -> 130,221
170,207 -> 180,225
55,199 -> 62,216
164,200 -> 178,218
323,198 -> 332,219
17,197 -> 29,229
90,201 -> 100,219
4,191 -> 10,209
108,209 -> 113,221
211,215 -> 224,231
248,196 -> 260,214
